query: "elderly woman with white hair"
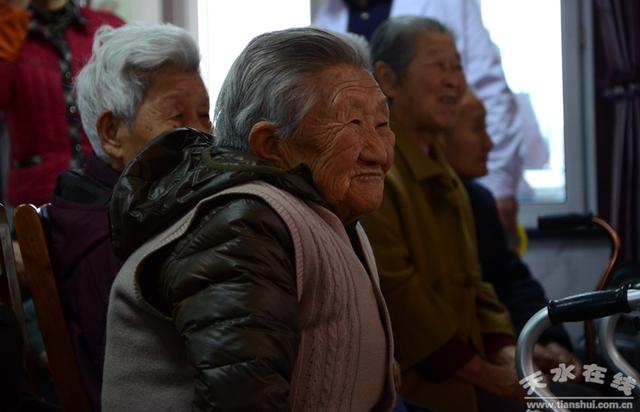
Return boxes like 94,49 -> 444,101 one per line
102,27 -> 397,411
46,22 -> 211,410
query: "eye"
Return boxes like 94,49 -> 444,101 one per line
434,60 -> 447,70
376,122 -> 389,129
350,118 -> 362,125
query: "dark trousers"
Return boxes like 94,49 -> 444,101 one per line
0,303 -> 59,412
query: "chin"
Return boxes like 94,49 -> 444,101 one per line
343,201 -> 380,222
361,198 -> 384,216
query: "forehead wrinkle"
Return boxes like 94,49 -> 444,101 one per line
420,47 -> 459,61
328,83 -> 385,109
150,95 -> 182,117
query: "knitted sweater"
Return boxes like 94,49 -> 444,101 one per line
102,181 -> 396,411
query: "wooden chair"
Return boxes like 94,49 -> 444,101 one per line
14,203 -> 91,412
0,203 -> 24,322
1,203 -> 41,393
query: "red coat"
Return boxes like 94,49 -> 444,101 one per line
0,7 -> 123,207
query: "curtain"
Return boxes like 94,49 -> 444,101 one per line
594,0 -> 640,261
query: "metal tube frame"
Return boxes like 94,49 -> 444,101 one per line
516,288 -> 640,412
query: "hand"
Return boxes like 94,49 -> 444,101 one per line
495,196 -> 518,234
534,342 -> 582,379
455,355 -> 526,405
487,345 -> 516,368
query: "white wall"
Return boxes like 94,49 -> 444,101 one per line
523,237 -> 612,348
131,0 -> 163,22
91,0 -> 163,23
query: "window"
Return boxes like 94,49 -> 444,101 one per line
193,0 -> 595,228
479,0 -> 595,227
197,0 -> 311,110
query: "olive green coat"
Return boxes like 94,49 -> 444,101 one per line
361,123 -> 514,412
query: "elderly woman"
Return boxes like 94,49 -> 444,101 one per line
361,16 -> 524,412
102,27 -> 397,411
46,22 -> 211,410
441,90 -> 584,385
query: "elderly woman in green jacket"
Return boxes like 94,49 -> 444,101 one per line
361,16 -> 525,412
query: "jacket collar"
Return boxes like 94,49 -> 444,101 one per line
28,1 -> 87,35
201,146 -> 329,208
84,154 -> 120,190
392,119 -> 451,183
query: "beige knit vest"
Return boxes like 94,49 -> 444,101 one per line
102,181 -> 396,411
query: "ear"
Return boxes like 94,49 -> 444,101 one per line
374,61 -> 399,99
248,121 -> 289,169
96,111 -> 126,170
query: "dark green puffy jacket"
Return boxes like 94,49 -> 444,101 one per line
109,128 -> 326,411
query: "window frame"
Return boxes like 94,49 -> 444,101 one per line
517,0 -> 596,228
180,0 -> 597,229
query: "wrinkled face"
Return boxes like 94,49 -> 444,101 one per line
443,92 -> 493,179
116,66 -> 212,167
279,65 -> 395,223
391,32 -> 466,132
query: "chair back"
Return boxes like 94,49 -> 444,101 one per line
0,204 -> 24,321
14,203 -> 91,412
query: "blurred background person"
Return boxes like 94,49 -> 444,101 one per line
441,90 -> 580,376
0,0 -> 123,208
312,0 -> 546,234
47,22 -> 211,411
362,16 -> 523,412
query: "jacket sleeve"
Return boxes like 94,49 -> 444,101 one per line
467,181 -> 572,349
0,4 -> 29,63
0,60 -> 16,111
150,196 -> 299,412
457,0 -> 525,199
473,278 -> 516,338
360,188 -> 469,373
0,4 -> 28,110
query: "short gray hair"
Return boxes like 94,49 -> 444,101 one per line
75,23 -> 200,161
214,27 -> 371,151
370,15 -> 453,81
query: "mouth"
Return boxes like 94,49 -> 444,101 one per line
354,171 -> 384,181
438,94 -> 461,107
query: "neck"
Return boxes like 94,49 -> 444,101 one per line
109,159 -> 125,173
32,0 -> 69,11
391,110 -> 438,156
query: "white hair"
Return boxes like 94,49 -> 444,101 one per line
333,31 -> 371,66
75,23 -> 200,161
214,27 -> 371,151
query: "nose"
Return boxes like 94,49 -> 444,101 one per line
361,128 -> 395,169
482,131 -> 493,152
443,66 -> 466,92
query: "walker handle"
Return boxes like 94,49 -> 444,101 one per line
548,286 -> 631,324
538,213 -> 593,231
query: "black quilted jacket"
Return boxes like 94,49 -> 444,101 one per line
109,128 -> 326,411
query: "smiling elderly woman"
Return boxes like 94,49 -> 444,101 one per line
101,27 -> 397,411
360,16 -> 521,412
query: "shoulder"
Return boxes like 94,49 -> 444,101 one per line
144,194 -> 295,314
464,180 -> 495,206
463,180 -> 505,229
171,193 -> 293,261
